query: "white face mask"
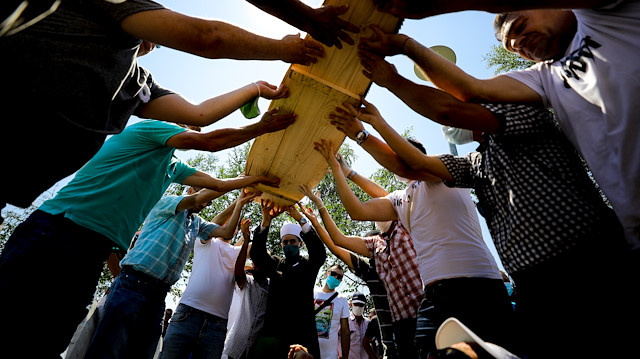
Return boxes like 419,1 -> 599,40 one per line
352,305 -> 365,317
442,126 -> 474,145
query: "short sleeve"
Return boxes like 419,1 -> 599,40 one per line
197,218 -> 219,240
133,120 -> 186,146
438,153 -> 477,189
149,195 -> 183,219
340,298 -> 350,319
504,65 -> 550,107
481,103 -> 553,137
171,159 -> 197,184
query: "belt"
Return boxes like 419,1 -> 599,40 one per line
179,303 -> 227,323
121,266 -> 170,292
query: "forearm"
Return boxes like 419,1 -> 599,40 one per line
349,172 -> 389,198
234,242 -> 249,288
358,135 -> 415,178
330,161 -> 374,220
369,122 -> 452,181
215,202 -> 244,239
341,325 -> 350,359
249,226 -> 274,270
189,84 -> 260,126
302,227 -> 327,268
309,217 -> 354,269
246,0 -> 313,31
318,207 -> 370,257
123,10 -> 289,61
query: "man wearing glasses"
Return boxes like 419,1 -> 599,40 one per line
314,264 -> 351,359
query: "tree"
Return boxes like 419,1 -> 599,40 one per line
482,44 -> 535,75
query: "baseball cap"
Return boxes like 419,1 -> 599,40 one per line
436,318 -> 520,359
351,292 -> 366,305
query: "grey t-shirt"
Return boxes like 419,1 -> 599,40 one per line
1,0 -> 172,133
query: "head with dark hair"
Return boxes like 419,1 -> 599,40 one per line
407,138 -> 427,154
491,10 -> 577,62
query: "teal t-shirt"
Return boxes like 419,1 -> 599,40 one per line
39,120 -> 197,249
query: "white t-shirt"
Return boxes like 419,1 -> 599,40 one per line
314,289 -> 350,359
505,1 -> 640,248
385,181 -> 501,286
179,238 -> 241,318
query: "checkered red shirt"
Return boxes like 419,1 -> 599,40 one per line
363,221 -> 424,321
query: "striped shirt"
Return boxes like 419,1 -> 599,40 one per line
120,195 -> 218,285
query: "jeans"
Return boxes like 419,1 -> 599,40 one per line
85,267 -> 170,358
0,210 -> 113,358
161,303 -> 228,359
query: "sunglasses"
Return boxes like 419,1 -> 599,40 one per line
330,271 -> 343,280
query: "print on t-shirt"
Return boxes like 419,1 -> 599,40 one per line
314,300 -> 334,339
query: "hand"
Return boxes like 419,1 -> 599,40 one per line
260,199 -> 285,224
299,184 -> 323,207
304,4 -> 360,49
285,204 -> 303,222
248,175 -> 280,189
329,107 -> 365,140
257,108 -> 296,134
313,139 -> 339,169
241,218 -> 252,241
358,49 -> 400,88
298,203 -> 319,223
342,97 -> 385,128
255,81 -> 289,100
372,0 -> 438,19
288,344 -> 313,359
335,153 -> 352,178
358,25 -> 408,56
279,33 -> 325,65
238,188 -> 260,206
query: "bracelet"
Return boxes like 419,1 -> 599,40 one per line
253,82 -> 261,98
347,169 -> 357,180
317,206 -> 327,211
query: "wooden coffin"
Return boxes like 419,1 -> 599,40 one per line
245,0 -> 402,206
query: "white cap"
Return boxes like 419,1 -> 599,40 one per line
280,223 -> 302,240
436,318 -> 520,359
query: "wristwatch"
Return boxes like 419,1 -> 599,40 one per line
355,130 -> 369,145
298,217 -> 308,225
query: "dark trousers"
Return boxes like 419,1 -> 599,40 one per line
415,277 -> 516,358
392,317 -> 418,359
512,234 -> 639,359
0,210 -> 113,358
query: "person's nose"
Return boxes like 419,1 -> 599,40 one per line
510,34 -> 526,51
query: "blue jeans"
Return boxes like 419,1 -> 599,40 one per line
161,303 -> 228,359
85,267 -> 170,358
0,210 -> 113,358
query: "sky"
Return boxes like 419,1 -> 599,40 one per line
2,1 -> 506,307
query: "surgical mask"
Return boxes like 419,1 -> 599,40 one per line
505,282 -> 513,296
326,275 -> 341,290
352,306 -> 365,317
442,126 -> 474,145
283,244 -> 300,259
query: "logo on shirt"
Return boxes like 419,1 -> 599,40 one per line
560,36 -> 601,88
314,300 -> 334,339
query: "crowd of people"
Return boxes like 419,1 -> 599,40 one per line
1,0 -> 638,358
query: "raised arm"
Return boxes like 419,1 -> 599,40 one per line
234,218 -> 252,289
249,200 -> 284,276
121,9 -> 325,65
139,81 -> 288,128
245,0 -> 360,49
329,110 -> 441,182
372,0 -> 611,19
313,139 -> 397,222
342,99 -> 454,181
299,186 -> 370,259
335,154 -> 389,198
175,189 -> 224,213
359,25 -> 540,104
210,190 -> 258,239
181,171 -> 280,194
165,108 -> 295,153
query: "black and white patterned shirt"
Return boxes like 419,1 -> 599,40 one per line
439,103 -> 618,274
